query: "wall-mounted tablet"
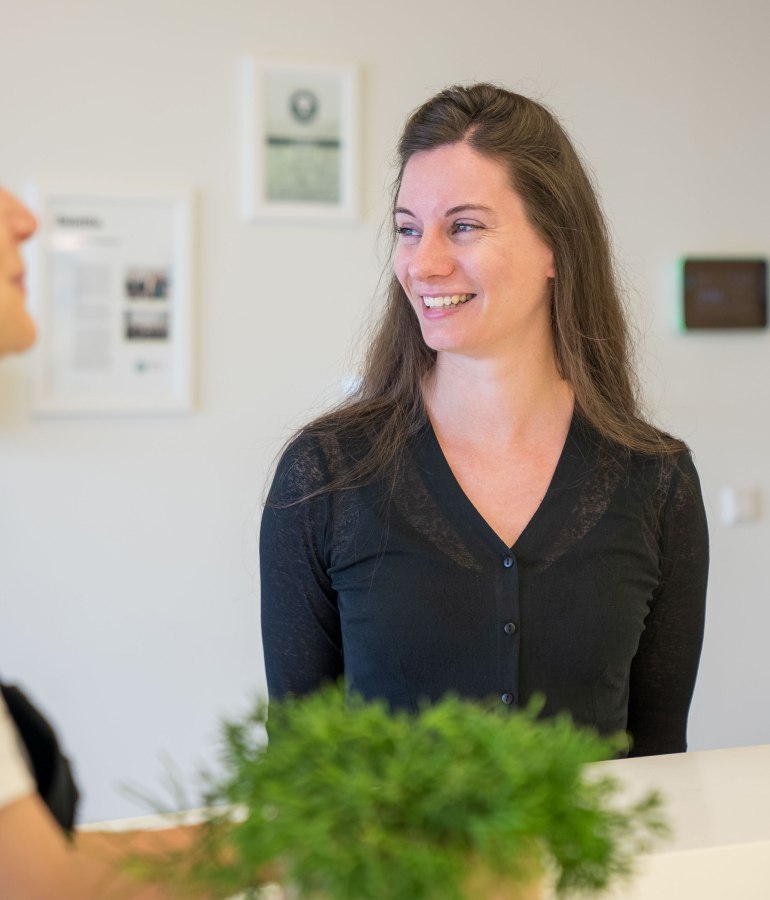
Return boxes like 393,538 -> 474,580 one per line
683,259 -> 767,329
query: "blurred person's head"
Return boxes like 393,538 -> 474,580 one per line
0,188 -> 37,357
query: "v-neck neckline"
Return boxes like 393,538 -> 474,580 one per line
417,411 -> 581,553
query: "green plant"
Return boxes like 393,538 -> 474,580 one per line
141,687 -> 666,898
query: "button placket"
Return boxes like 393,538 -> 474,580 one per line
499,552 -> 518,708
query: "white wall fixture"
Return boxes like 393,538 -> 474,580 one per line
240,57 -> 360,222
720,486 -> 762,526
27,185 -> 195,416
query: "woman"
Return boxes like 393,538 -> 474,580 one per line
0,187 -> 195,897
260,84 -> 709,756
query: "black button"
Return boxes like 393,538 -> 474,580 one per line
503,556 -> 514,568
500,692 -> 514,705
503,622 -> 516,635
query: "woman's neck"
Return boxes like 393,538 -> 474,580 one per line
424,347 -> 574,446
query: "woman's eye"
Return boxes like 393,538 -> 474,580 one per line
395,225 -> 420,238
453,222 -> 480,234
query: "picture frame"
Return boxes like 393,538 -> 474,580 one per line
26,184 -> 195,415
240,57 -> 360,222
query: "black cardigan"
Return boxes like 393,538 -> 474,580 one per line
260,413 -> 708,756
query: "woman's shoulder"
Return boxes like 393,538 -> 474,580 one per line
574,410 -> 695,465
0,684 -> 79,830
627,422 -> 701,489
268,417 -> 380,504
0,688 -> 36,812
572,410 -> 703,501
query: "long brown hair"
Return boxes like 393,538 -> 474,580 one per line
295,83 -> 683,494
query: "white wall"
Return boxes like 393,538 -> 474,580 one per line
1,0 -> 768,822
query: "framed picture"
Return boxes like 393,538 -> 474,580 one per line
26,185 -> 195,415
241,58 -> 360,221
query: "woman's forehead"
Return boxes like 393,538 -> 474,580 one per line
396,144 -> 517,215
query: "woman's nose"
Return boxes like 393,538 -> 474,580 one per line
1,190 -> 38,242
408,231 -> 454,281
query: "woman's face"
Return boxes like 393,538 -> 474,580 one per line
394,142 -> 555,360
0,188 -> 37,357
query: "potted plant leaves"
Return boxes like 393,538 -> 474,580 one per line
138,686 -> 665,899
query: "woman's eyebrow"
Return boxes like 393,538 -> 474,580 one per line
445,204 -> 493,216
394,203 -> 493,217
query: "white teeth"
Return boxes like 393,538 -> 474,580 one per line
422,293 -> 473,309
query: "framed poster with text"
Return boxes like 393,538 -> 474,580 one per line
27,186 -> 194,415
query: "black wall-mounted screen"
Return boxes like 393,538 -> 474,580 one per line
683,259 -> 767,329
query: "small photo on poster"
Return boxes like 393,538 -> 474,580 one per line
125,267 -> 171,300
125,309 -> 170,341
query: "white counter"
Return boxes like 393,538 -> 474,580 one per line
84,744 -> 770,898
595,744 -> 770,899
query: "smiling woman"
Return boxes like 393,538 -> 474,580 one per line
260,83 -> 709,758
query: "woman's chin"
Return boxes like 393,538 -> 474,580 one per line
0,311 -> 37,357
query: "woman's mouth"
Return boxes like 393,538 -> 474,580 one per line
421,293 -> 475,309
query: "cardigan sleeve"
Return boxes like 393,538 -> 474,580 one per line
259,434 -> 344,700
626,451 -> 709,756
